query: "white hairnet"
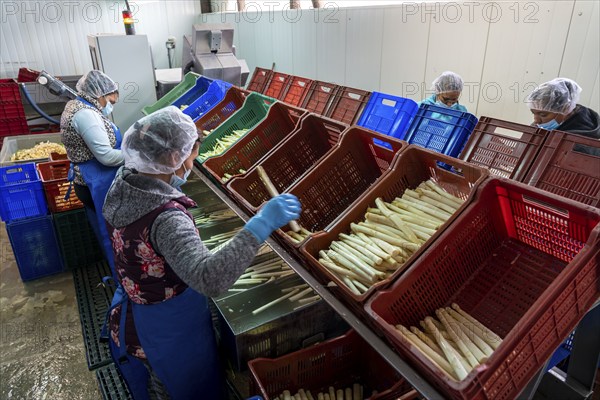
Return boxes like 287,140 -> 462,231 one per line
527,78 -> 582,114
432,71 -> 464,94
122,106 -> 199,174
76,70 -> 118,99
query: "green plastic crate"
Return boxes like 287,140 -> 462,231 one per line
197,93 -> 276,162
53,208 -> 104,270
141,72 -> 201,116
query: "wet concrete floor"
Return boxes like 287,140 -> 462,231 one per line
0,222 -> 101,399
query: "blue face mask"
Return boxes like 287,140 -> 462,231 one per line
537,119 -> 560,130
102,101 -> 113,116
436,100 -> 461,110
170,165 -> 191,190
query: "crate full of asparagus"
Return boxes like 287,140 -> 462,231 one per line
365,178 -> 600,399
300,145 -> 488,307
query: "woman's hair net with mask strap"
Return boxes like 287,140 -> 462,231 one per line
76,70 -> 118,99
527,78 -> 582,114
432,71 -> 464,94
122,106 -> 199,174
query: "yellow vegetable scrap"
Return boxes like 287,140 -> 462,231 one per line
11,141 -> 66,161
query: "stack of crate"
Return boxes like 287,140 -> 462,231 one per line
0,79 -> 29,150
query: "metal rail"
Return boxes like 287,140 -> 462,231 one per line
192,167 -> 445,399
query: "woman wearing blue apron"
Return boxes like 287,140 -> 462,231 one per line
102,107 -> 302,399
60,70 -> 124,277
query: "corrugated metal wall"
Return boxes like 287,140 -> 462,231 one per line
0,0 -> 202,78
203,1 -> 599,124
2,1 -> 597,123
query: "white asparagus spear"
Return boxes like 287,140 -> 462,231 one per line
328,246 -> 379,278
306,390 -> 315,400
369,237 -> 404,258
396,325 -> 456,379
340,233 -> 391,259
353,280 -> 369,293
404,192 -> 457,218
327,251 -> 375,282
256,165 -> 301,233
409,326 -> 444,358
318,393 -> 324,400
353,384 -> 361,400
341,276 -> 361,295
424,317 -> 468,380
336,389 -> 344,400
345,388 -> 352,400
375,198 -> 419,242
424,180 -> 464,206
332,241 -> 377,268
451,303 -> 503,350
394,197 -> 452,221
340,237 -> 384,265
252,289 -> 300,315
297,295 -> 321,304
289,287 -> 314,302
391,200 -> 447,224
446,308 -> 494,357
441,309 -> 487,363
329,386 -> 336,400
437,310 -> 479,369
416,187 -> 461,212
319,259 -> 367,283
298,389 -> 309,400
385,202 -> 442,229
281,283 -> 310,293
357,222 -> 421,251
361,222 -> 422,250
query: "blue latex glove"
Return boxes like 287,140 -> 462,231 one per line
245,194 -> 302,243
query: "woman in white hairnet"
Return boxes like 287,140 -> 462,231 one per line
102,106 -> 301,399
420,71 -> 468,112
527,78 -> 600,138
61,70 -> 123,277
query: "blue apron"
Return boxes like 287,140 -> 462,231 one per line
70,97 -> 122,279
106,285 -> 224,399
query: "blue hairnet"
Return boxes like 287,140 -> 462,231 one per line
527,78 -> 582,114
76,70 -> 118,99
432,71 -> 464,94
122,106 -> 199,174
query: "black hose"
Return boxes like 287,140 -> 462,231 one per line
19,83 -> 61,125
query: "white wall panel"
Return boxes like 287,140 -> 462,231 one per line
316,7 -> 347,83
290,8 -> 317,78
560,0 -> 600,109
380,5 -> 430,101
271,12 -> 294,74
477,1 -> 575,124
344,7 -> 384,91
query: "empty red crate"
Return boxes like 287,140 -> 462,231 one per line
17,68 -> 41,83
194,86 -> 250,133
263,72 -> 292,100
246,67 -> 274,93
524,130 -> 600,207
280,127 -> 407,248
301,81 -> 339,115
248,330 -> 418,400
202,102 -> 307,184
37,160 -> 83,212
460,117 -> 549,181
325,86 -> 371,125
227,114 -> 348,215
300,145 -> 488,308
282,76 -> 313,107
365,177 -> 600,400
0,101 -> 26,120
0,78 -> 21,102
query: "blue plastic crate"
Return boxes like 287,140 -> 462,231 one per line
171,76 -> 213,110
184,79 -> 233,121
403,104 -> 478,159
357,92 -> 418,149
0,162 -> 48,222
7,214 -> 64,281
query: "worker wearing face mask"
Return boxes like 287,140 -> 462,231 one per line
61,70 -> 124,276
420,71 -> 468,112
102,106 -> 301,399
527,78 -> 600,137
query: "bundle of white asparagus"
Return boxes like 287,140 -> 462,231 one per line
202,226 -> 243,249
198,128 -> 249,160
230,258 -> 295,293
274,384 -> 371,400
395,303 -> 503,381
193,208 -> 237,225
317,180 -> 464,296
252,282 -> 321,315
285,226 -> 313,243
222,168 -> 247,182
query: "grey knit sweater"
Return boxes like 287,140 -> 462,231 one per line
103,167 -> 261,297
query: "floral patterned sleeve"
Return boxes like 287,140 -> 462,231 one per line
150,209 -> 261,297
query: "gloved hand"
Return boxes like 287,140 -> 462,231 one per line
245,194 -> 302,243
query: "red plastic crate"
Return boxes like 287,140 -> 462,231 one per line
0,78 -> 21,102
263,72 -> 292,100
194,86 -> 250,133
365,177 -> 600,400
300,145 -> 488,308
280,127 -> 407,249
460,117 -> 549,181
301,81 -> 339,116
36,160 -> 83,212
281,76 -> 313,107
248,330 -> 418,400
0,118 -> 30,147
246,67 -> 273,93
524,130 -> 600,207
202,102 -> 307,184
17,68 -> 41,83
0,101 -> 26,120
325,86 -> 371,125
49,152 -> 68,161
227,114 -> 348,215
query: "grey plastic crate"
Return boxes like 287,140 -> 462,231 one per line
0,132 -> 63,166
